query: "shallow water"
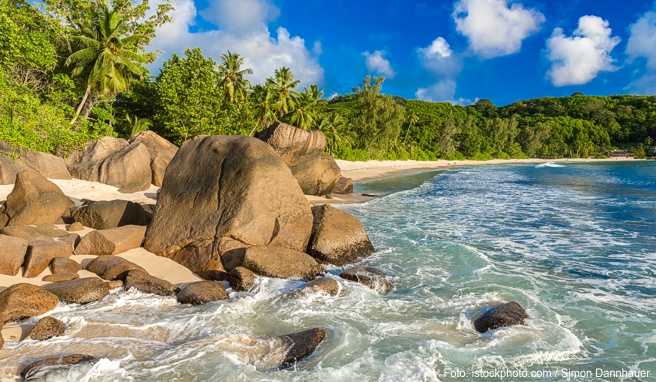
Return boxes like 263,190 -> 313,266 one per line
2,162 -> 655,381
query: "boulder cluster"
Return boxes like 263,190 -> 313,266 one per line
0,124 -> 391,377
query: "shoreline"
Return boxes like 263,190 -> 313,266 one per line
337,157 -> 643,182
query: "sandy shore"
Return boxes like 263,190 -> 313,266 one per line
337,157 -> 640,181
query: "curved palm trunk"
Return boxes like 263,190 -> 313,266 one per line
71,85 -> 91,125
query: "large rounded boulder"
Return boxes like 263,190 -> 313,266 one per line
308,205 -> 374,265
256,123 -> 342,195
144,136 -> 313,275
129,131 -> 178,186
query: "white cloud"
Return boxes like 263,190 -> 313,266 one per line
453,0 -> 544,58
415,37 -> 462,103
362,50 -> 395,78
626,6 -> 656,94
149,0 -> 323,86
546,15 -> 620,87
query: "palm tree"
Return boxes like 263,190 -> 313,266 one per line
250,84 -> 276,135
287,84 -> 323,129
217,51 -> 252,104
66,1 -> 149,124
319,112 -> 351,155
266,67 -> 299,119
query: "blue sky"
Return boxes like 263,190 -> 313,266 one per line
150,0 -> 656,106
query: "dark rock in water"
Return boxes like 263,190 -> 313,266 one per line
0,284 -> 59,322
42,273 -> 79,282
0,234 -> 28,276
130,131 -> 178,187
242,245 -> 322,280
276,328 -> 327,369
20,354 -> 98,380
85,256 -> 145,281
23,240 -> 72,278
144,136 -> 313,275
473,301 -> 529,333
176,281 -> 228,305
256,123 -> 341,195
300,277 -> 340,296
124,270 -> 175,296
74,225 -> 146,256
1,169 -> 73,226
227,266 -> 256,291
28,316 -> 65,341
43,278 -> 109,304
50,257 -> 81,275
332,177 -> 353,194
308,205 -> 374,266
72,200 -> 150,229
340,266 -> 392,293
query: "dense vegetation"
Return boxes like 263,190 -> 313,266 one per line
1,0 -> 654,160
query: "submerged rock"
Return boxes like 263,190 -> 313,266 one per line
308,205 -> 374,265
0,284 -> 59,322
340,266 -> 392,294
72,200 -> 150,229
1,169 -> 73,226
0,234 -> 28,275
124,270 -> 175,296
242,246 -> 322,280
85,256 -> 146,281
144,136 -> 313,275
176,281 -> 228,305
43,278 -> 109,304
74,225 -> 146,256
20,354 -> 98,380
299,277 -> 340,296
473,301 -> 529,333
28,316 -> 66,341
276,328 -> 327,369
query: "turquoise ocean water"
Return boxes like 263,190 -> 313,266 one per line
2,161 -> 654,381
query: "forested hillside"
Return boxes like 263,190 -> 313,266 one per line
1,0 -> 654,160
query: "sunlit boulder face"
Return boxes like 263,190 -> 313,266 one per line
144,135 -> 314,275
129,131 -> 178,186
256,123 -> 342,195
0,142 -> 71,182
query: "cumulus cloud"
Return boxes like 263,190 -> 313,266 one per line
362,50 -> 395,78
149,0 -> 323,86
453,0 -> 544,58
415,37 -> 462,103
546,15 -> 620,87
626,6 -> 656,93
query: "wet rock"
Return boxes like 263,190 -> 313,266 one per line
144,136 -> 313,275
1,169 -> 73,226
300,277 -> 339,296
28,316 -> 65,340
130,131 -> 178,186
72,200 -> 150,229
242,246 -> 322,280
176,281 -> 228,305
124,270 -> 175,296
339,266 -> 392,293
74,225 -> 146,256
23,240 -> 72,278
0,284 -> 59,322
332,176 -> 353,194
473,301 -> 529,333
43,277 -> 109,304
42,273 -> 79,282
50,257 -> 81,275
0,234 -> 28,275
308,205 -> 374,265
85,256 -> 146,281
276,328 -> 327,369
256,123 -> 341,195
227,266 -> 256,291
20,354 -> 98,380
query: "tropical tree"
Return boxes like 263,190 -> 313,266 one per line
266,67 -> 299,119
286,84 -> 323,129
217,51 -> 252,104
63,0 -> 170,124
